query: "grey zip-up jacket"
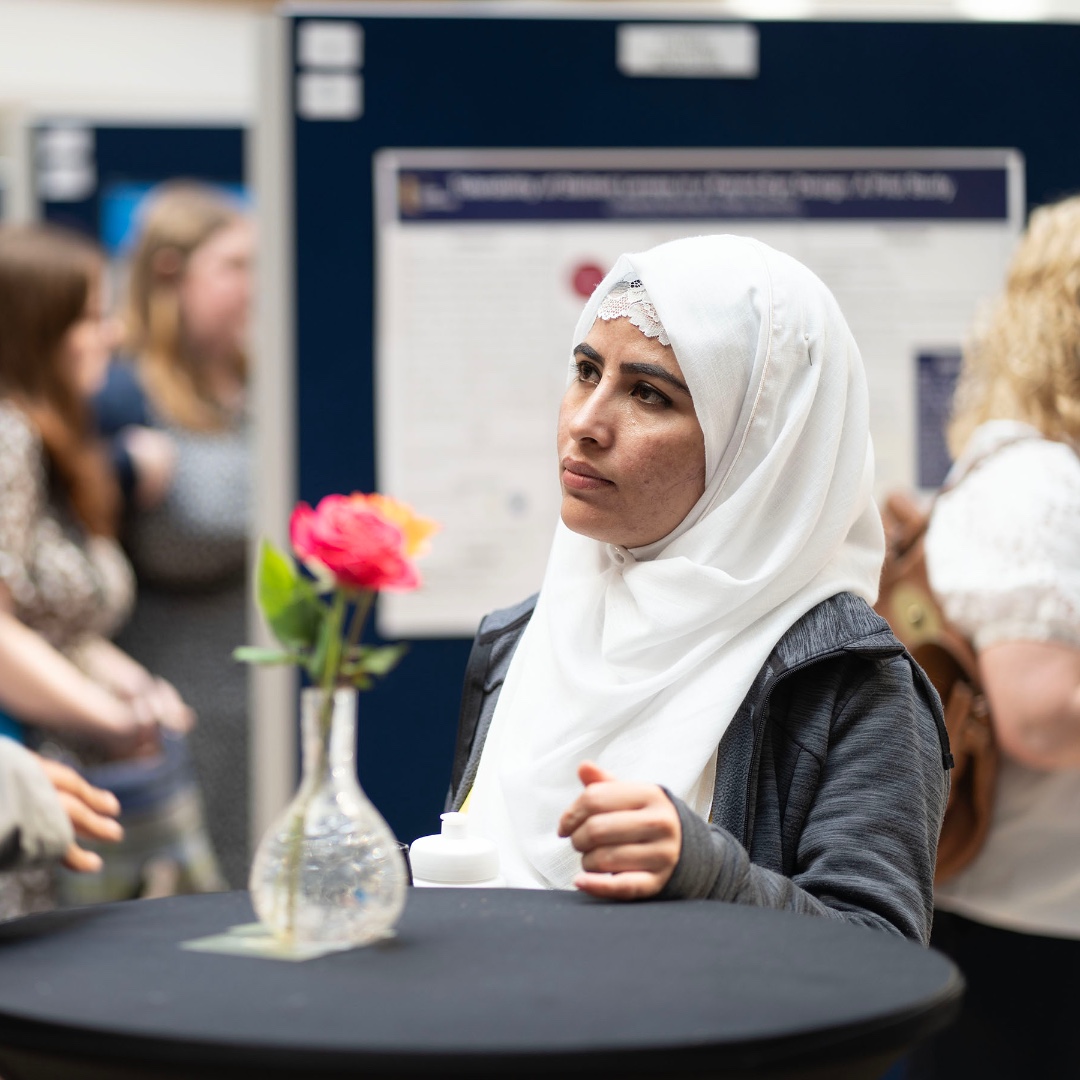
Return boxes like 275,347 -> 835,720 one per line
448,591 -> 951,945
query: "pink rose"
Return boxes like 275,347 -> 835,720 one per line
289,495 -> 420,592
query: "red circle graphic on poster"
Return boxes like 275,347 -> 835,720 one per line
571,263 -> 606,299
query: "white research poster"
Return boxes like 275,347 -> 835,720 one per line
374,148 -> 1024,637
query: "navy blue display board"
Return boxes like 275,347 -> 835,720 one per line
35,123 -> 245,251
284,6 -> 1080,847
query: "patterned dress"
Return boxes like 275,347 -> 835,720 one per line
0,402 -> 134,653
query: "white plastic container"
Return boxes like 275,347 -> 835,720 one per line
408,812 -> 505,888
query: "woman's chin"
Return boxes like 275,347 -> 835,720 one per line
560,503 -> 617,546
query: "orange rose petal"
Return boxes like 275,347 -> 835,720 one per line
361,494 -> 440,558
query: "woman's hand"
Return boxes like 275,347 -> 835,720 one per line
119,425 -> 177,510
71,637 -> 195,738
69,635 -> 157,702
91,697 -> 160,759
34,754 -> 123,872
558,761 -> 682,900
128,676 -> 195,736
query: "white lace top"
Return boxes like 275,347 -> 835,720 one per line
925,419 -> 1080,938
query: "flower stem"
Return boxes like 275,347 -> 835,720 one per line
281,804 -> 305,946
319,591 -> 347,733
281,591 -> 350,944
344,589 -> 375,667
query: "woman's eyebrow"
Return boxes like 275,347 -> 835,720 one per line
574,343 -> 690,397
621,361 -> 691,397
573,342 -> 603,363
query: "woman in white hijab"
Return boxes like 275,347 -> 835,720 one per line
451,234 -> 950,945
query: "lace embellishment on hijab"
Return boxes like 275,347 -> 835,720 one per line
596,278 -> 670,346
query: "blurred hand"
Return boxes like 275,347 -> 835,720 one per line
558,761 -> 682,900
129,677 -> 196,736
85,640 -> 157,702
72,639 -> 196,744
34,754 -> 123,873
120,425 -> 176,510
82,690 -> 160,761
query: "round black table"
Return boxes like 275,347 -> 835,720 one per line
0,889 -> 961,1080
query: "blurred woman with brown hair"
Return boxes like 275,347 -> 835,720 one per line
0,222 -> 221,917
93,180 -> 255,889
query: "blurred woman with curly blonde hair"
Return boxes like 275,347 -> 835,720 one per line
947,193 -> 1080,454
910,193 -> 1080,1078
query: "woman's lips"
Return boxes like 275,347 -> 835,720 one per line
561,458 -> 613,492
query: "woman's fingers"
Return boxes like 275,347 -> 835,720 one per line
56,791 -> 124,844
579,841 -> 679,875
577,760 -> 616,786
558,764 -> 683,898
574,870 -> 662,901
126,678 -> 195,737
31,753 -> 123,874
62,843 -> 104,874
56,793 -> 123,873
558,780 -> 658,837
115,662 -> 155,701
567,807 -> 675,851
36,755 -> 120,816
125,693 -> 160,736
147,678 -> 196,734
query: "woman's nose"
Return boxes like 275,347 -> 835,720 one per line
567,386 -> 615,447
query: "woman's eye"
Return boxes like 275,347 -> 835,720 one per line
575,360 -> 601,384
633,383 -> 671,407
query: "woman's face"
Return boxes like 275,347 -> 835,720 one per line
557,316 -> 706,548
58,272 -> 120,399
179,218 -> 253,358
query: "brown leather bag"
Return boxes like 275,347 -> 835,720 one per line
874,490 -> 998,886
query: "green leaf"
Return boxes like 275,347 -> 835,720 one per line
357,643 -> 409,676
257,539 -> 299,614
232,646 -> 299,666
337,644 -> 408,686
271,589 -> 324,651
256,540 -> 324,650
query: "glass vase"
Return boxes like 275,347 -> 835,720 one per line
248,686 -> 408,949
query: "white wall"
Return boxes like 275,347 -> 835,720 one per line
0,0 -> 259,122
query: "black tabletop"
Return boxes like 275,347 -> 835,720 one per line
0,889 -> 962,1080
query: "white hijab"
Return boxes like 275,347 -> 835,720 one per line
467,234 -> 885,890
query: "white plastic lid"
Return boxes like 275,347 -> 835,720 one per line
409,812 -> 501,884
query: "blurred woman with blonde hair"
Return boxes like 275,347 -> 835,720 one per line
124,180 -> 250,435
910,193 -> 1080,1077
93,179 -> 255,890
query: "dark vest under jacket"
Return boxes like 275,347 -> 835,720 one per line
448,591 -> 951,945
